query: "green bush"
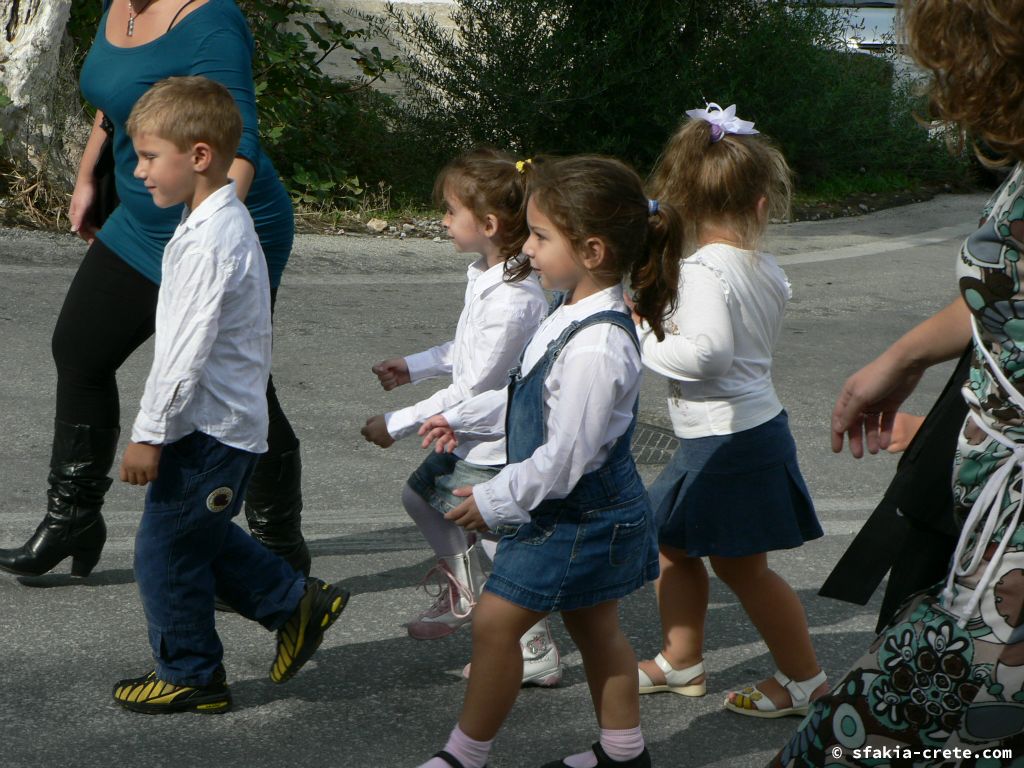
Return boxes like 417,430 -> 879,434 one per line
382,0 -> 967,197
64,0 -> 967,213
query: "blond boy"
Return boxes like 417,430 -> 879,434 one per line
113,76 -> 347,714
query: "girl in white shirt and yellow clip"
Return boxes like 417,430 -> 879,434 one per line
360,149 -> 560,684
634,104 -> 827,720
416,155 -> 681,768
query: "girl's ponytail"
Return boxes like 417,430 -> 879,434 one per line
631,201 -> 683,341
503,157 -> 541,283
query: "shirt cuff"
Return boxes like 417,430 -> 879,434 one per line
405,350 -> 443,383
441,405 -> 465,433
475,479 -> 531,530
131,412 -> 167,445
383,409 -> 416,441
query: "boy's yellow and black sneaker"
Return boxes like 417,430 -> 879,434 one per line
112,668 -> 231,714
270,577 -> 350,683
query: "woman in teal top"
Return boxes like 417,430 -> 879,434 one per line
84,0 -> 294,286
0,0 -> 310,581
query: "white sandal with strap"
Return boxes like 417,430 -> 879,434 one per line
724,669 -> 827,718
637,653 -> 706,696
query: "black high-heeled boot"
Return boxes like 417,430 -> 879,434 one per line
0,420 -> 120,577
244,445 -> 311,576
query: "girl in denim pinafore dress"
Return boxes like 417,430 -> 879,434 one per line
415,156 -> 685,768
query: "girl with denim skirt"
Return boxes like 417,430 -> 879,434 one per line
633,105 -> 826,720
415,156 -> 682,768
360,149 -> 559,683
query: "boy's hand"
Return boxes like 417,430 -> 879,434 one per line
419,414 -> 458,453
361,414 -> 395,448
444,487 -> 489,532
372,358 -> 411,391
120,442 -> 162,486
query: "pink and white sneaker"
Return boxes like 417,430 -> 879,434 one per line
406,547 -> 485,640
462,617 -> 562,687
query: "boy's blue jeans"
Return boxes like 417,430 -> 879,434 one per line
135,431 -> 305,686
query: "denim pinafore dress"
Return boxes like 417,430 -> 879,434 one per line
484,309 -> 660,612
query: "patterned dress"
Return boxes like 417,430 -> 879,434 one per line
771,165 -> 1024,767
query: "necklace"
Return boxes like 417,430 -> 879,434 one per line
126,0 -> 154,37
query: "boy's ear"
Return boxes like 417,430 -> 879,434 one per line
191,142 -> 214,173
482,213 -> 499,238
581,236 -> 607,270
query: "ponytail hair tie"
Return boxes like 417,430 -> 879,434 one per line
516,158 -> 533,173
648,199 -> 659,216
685,102 -> 758,144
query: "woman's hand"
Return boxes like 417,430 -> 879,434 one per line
886,412 -> 926,454
831,351 -> 923,458
444,487 -> 489,532
69,178 -> 99,244
419,414 -> 458,453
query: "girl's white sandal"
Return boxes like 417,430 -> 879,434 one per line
724,669 -> 827,718
637,653 -> 706,696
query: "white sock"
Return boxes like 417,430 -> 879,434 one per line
417,724 -> 493,768
562,748 -> 598,768
561,726 -> 645,767
600,726 -> 645,761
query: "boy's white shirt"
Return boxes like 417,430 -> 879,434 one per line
384,255 -> 547,465
638,242 -> 789,438
443,284 -> 642,528
131,181 -> 272,453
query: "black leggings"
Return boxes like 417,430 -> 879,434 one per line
51,238 -> 299,456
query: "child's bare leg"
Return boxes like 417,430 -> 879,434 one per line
458,591 -> 546,739
710,553 -> 827,707
654,544 -> 708,676
554,600 -> 645,766
563,600 -> 640,728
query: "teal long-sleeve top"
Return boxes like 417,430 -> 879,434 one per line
80,0 -> 294,287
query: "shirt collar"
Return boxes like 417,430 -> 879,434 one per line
466,255 -> 509,295
179,181 -> 238,231
558,283 -> 625,318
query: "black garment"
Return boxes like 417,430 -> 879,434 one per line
818,347 -> 971,631
51,238 -> 298,454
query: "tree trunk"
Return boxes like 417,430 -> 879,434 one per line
0,0 -> 77,171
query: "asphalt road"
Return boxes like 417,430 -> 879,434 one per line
0,192 -> 987,767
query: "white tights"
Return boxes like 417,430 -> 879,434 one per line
402,483 -> 498,562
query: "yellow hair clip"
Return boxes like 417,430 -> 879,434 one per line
516,158 -> 533,173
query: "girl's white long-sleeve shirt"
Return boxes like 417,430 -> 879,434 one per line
443,285 -> 642,528
639,243 -> 789,438
384,256 -> 547,465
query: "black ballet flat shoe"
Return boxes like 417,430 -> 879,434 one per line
540,743 -> 652,767
431,751 -> 487,768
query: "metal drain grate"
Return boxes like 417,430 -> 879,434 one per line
631,422 -> 677,465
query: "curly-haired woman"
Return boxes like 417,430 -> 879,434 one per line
773,2 -> 1024,764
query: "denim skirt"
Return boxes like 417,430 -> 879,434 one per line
485,455 -> 659,612
650,409 -> 822,557
407,451 -> 501,515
